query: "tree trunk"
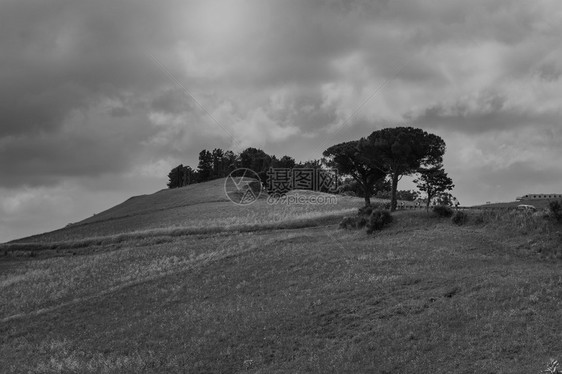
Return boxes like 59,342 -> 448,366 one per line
390,172 -> 399,212
361,177 -> 372,206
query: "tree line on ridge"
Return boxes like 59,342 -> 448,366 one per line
167,126 -> 455,212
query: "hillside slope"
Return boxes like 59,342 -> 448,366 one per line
2,211 -> 562,372
8,179 -> 229,243
78,178 -> 232,226
11,178 -> 363,244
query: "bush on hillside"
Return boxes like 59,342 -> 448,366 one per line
451,210 -> 468,225
433,205 -> 453,218
358,205 -> 373,217
549,200 -> 562,222
341,205 -> 393,232
366,209 -> 393,234
357,203 -> 391,218
339,216 -> 367,230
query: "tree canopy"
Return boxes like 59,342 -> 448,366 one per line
323,140 -> 387,205
167,164 -> 196,189
358,127 -> 446,211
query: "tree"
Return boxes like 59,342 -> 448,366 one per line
197,149 -> 214,182
358,127 -> 446,211
167,164 -> 195,188
239,148 -> 272,173
414,165 -> 454,210
223,150 -> 237,174
238,147 -> 273,185
435,192 -> 457,207
211,148 -> 225,178
167,165 -> 183,188
323,141 -> 387,205
273,155 -> 296,169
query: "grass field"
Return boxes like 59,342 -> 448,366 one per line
2,179 -> 562,373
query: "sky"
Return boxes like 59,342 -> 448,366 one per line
1,0 -> 562,242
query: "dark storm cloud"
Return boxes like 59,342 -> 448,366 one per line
0,0 -> 188,138
0,112 -> 158,187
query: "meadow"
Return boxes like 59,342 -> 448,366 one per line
1,179 -> 562,373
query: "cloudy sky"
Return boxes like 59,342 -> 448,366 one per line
1,0 -> 562,242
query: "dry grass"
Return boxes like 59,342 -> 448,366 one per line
11,180 -> 361,244
2,184 -> 562,373
2,217 -> 562,372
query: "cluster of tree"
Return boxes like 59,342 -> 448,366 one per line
167,148 -> 237,188
323,126 -> 454,211
166,147 -> 329,190
167,127 -> 455,211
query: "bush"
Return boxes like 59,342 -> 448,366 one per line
433,205 -> 453,218
358,205 -> 373,217
451,210 -> 468,225
339,216 -> 355,230
367,209 -> 393,233
357,202 -> 391,217
340,216 -> 368,230
549,200 -> 562,222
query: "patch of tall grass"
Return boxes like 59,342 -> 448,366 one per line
469,209 -> 554,235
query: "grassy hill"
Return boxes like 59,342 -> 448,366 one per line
10,178 -> 363,244
2,181 -> 562,373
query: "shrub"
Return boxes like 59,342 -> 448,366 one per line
357,205 -> 373,217
340,216 -> 355,229
367,209 -> 393,233
358,202 -> 392,215
340,216 -> 368,230
451,210 -> 468,225
357,216 -> 368,229
549,200 -> 562,222
433,205 -> 453,218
